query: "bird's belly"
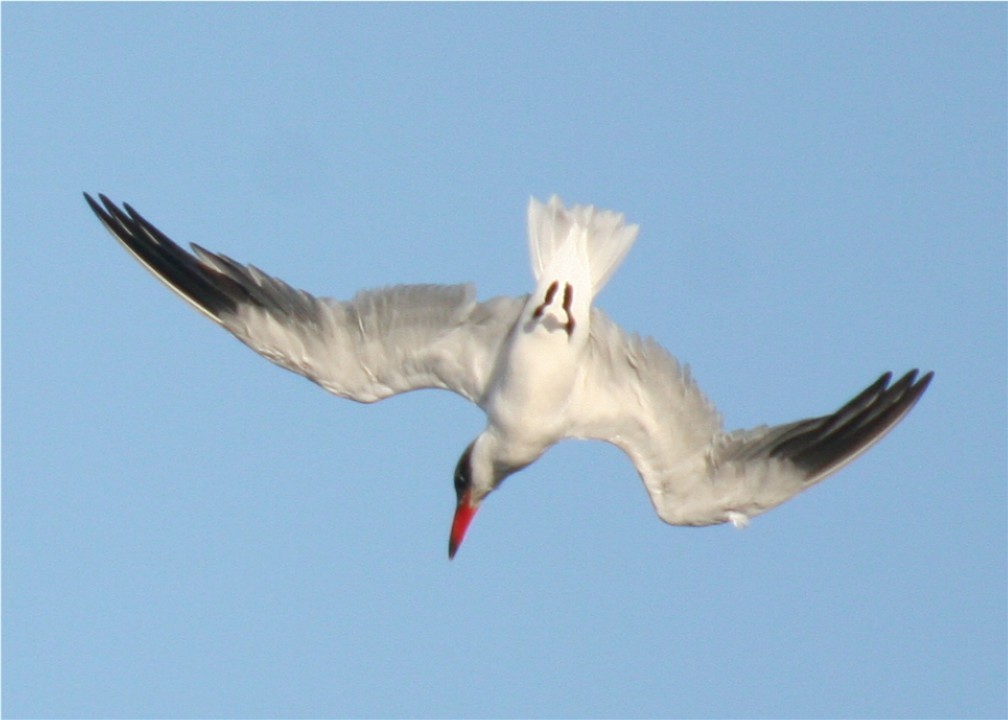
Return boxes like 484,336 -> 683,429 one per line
483,324 -> 583,463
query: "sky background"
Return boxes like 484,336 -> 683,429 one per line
3,4 -> 1005,718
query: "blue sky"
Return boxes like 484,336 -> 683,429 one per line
3,3 -> 1005,718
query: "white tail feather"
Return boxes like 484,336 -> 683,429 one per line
527,195 -> 639,298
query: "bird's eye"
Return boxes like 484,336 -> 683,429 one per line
453,442 -> 474,497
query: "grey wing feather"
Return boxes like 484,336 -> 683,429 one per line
86,193 -> 522,404
715,370 -> 932,481
699,370 -> 933,525
574,310 -> 933,526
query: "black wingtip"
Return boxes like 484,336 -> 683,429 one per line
769,368 -> 934,479
903,369 -> 934,408
84,193 -> 241,318
83,191 -> 108,220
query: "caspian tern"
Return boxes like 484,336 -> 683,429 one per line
85,193 -> 932,558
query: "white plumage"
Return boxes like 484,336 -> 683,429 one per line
85,192 -> 932,558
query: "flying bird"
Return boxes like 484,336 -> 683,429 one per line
85,193 -> 932,558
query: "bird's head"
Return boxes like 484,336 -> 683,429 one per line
449,435 -> 513,559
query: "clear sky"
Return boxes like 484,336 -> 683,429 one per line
3,3 -> 1005,718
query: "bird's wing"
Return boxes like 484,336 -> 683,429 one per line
86,193 -> 523,404
571,309 -> 933,526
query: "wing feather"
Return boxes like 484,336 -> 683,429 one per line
573,311 -> 933,526
86,193 -> 521,404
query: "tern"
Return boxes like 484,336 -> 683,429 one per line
85,193 -> 932,558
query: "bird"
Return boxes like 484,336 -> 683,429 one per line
85,192 -> 933,559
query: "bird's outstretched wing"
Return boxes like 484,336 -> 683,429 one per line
573,310 -> 933,526
85,193 -> 523,404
